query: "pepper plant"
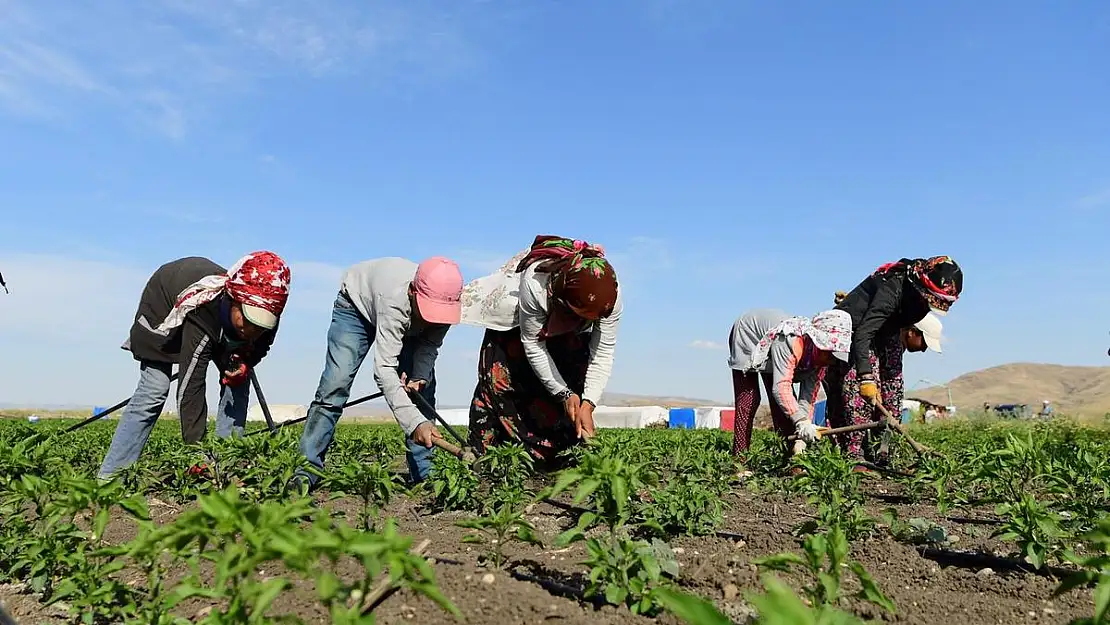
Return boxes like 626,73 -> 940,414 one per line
754,526 -> 896,615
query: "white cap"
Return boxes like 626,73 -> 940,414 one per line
914,313 -> 944,353
241,304 -> 278,330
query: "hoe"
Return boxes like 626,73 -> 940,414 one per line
785,398 -> 934,471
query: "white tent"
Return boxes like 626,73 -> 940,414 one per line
247,403 -> 307,424
434,408 -> 470,427
593,406 -> 668,429
245,404 -> 727,431
431,405 -> 669,429
692,406 -> 733,429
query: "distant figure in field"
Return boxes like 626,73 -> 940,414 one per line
726,309 -> 853,470
825,256 -> 963,465
1039,400 -> 1054,419
97,252 -> 291,480
459,235 -> 621,467
924,406 -> 939,424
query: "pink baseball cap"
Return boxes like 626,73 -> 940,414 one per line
413,256 -> 463,325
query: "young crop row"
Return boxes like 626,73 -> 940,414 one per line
2,417 -> 1110,624
0,420 -> 752,624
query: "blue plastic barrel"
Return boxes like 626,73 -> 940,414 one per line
93,406 -> 108,416
813,400 -> 827,427
668,407 -> 695,429
900,408 -> 913,424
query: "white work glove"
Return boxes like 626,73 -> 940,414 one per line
794,420 -> 820,444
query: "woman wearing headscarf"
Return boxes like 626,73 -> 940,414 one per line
97,252 -> 291,479
728,309 -> 853,466
459,235 -> 621,466
824,256 -> 962,462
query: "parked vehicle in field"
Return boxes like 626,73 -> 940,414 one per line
993,403 -> 1032,418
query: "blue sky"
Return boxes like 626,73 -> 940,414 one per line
2,0 -> 1110,409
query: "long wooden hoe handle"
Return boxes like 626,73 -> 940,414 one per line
432,437 -> 463,457
431,438 -> 478,464
785,421 -> 886,442
871,400 -> 932,458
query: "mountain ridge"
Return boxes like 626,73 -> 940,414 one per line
912,363 -> 1110,415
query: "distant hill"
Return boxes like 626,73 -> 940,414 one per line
600,392 -> 727,407
913,363 -> 1110,415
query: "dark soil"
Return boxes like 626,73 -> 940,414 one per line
0,474 -> 1097,624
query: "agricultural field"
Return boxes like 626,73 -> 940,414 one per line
2,416 -> 1110,624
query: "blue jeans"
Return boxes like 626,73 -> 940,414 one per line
98,360 -> 249,479
296,292 -> 437,487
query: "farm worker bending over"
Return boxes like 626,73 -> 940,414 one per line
459,235 -> 622,467
824,256 -> 962,463
290,257 -> 464,494
727,309 -> 853,465
97,252 -> 291,480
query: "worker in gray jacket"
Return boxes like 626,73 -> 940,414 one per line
291,256 -> 464,493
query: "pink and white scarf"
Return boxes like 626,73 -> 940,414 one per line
747,309 -> 852,371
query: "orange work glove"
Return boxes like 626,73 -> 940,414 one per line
859,375 -> 879,401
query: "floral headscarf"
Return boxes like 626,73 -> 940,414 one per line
515,235 -> 618,322
155,251 -> 291,334
747,309 -> 853,371
876,256 -> 963,314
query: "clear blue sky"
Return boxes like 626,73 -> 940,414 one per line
2,0 -> 1109,408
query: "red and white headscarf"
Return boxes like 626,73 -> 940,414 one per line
155,251 -> 291,334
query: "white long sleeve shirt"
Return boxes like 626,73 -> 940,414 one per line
517,264 -> 622,405
341,258 -> 448,436
459,254 -> 622,405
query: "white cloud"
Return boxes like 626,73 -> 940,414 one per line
136,90 -> 188,140
0,253 -> 146,340
689,340 -> 725,350
449,248 -> 519,276
1077,188 -> 1110,209
0,243 -> 739,408
0,0 -> 484,137
286,261 -> 345,312
0,253 -> 346,338
0,253 -> 454,407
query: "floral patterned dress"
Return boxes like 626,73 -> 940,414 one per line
467,327 -> 591,467
822,331 -> 904,459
